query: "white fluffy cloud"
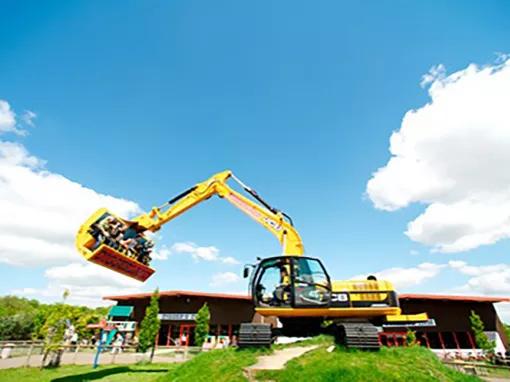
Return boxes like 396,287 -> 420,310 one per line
171,242 -> 239,264
209,272 -> 242,287
151,244 -> 172,260
366,59 -> 510,253
12,261 -> 144,306
353,259 -> 510,297
448,260 -> 510,295
0,100 -> 34,135
352,262 -> 446,290
0,99 -> 141,305
0,140 -> 141,266
21,110 -> 37,127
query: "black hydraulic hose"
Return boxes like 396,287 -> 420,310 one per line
244,187 -> 295,227
282,212 -> 294,227
244,187 -> 278,214
167,186 -> 198,205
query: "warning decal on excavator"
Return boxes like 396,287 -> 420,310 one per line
225,193 -> 262,219
90,245 -> 154,282
226,192 -> 282,230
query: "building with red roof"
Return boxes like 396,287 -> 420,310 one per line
104,290 -> 509,352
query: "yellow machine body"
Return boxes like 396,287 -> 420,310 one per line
76,170 -> 430,326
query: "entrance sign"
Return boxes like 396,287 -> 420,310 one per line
158,313 -> 197,321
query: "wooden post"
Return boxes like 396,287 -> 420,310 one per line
25,344 -> 34,367
423,333 -> 431,349
467,331 -> 476,350
166,325 -> 172,347
72,344 -> 81,364
111,348 -> 117,364
438,332 -> 447,358
452,332 -> 460,350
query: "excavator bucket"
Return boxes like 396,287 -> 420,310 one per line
76,208 -> 155,282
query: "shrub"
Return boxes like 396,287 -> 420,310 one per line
406,329 -> 417,346
469,310 -> 495,356
194,303 -> 210,347
138,288 -> 161,354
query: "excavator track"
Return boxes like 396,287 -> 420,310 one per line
337,321 -> 380,350
237,323 -> 273,348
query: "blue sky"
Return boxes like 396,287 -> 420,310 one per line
1,1 -> 510,311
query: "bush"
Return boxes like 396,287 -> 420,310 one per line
0,313 -> 35,340
469,310 -> 495,356
194,303 -> 210,347
406,329 -> 417,347
138,288 -> 161,353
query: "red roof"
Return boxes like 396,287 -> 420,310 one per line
104,290 -> 509,304
399,293 -> 510,303
104,290 -> 252,302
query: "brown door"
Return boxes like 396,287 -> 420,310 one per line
179,324 -> 195,346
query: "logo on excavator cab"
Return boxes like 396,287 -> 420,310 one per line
331,293 -> 349,302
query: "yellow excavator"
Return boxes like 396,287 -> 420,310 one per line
76,170 -> 434,348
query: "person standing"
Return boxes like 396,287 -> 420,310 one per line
111,333 -> 124,354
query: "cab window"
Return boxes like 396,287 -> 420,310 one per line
254,258 -> 292,307
292,258 -> 330,307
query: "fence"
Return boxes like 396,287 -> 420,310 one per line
0,341 -> 198,369
444,360 -> 510,377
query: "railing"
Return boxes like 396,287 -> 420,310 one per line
444,359 -> 510,377
0,340 -> 207,369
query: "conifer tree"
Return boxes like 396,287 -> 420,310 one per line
194,303 -> 210,347
470,310 -> 495,355
138,288 -> 161,355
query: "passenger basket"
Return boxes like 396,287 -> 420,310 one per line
88,244 -> 155,282
76,208 -> 155,282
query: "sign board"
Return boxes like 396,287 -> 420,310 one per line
382,319 -> 436,328
158,313 -> 197,321
107,321 -> 137,332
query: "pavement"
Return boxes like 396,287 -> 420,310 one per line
0,350 -> 188,369
244,345 -> 318,380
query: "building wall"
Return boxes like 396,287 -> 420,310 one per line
117,295 -> 255,325
399,299 -> 498,332
395,299 -> 508,350
109,294 -> 508,350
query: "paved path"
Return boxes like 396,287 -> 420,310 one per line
0,351 -> 187,369
244,345 -> 318,380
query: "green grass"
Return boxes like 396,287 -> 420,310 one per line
159,347 -> 270,382
257,342 -> 481,382
0,363 -> 175,382
272,334 -> 332,349
0,338 -> 487,382
157,336 -> 480,382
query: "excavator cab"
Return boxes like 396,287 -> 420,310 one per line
249,256 -> 332,308
75,208 -> 155,282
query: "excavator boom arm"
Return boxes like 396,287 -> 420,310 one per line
132,170 -> 304,256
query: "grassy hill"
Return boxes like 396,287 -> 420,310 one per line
0,336 -> 483,382
162,337 -> 481,382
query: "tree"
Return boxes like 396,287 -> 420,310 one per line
406,329 -> 418,347
194,303 -> 210,347
470,310 -> 495,356
138,288 -> 161,356
0,314 -> 34,340
62,289 -> 70,303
